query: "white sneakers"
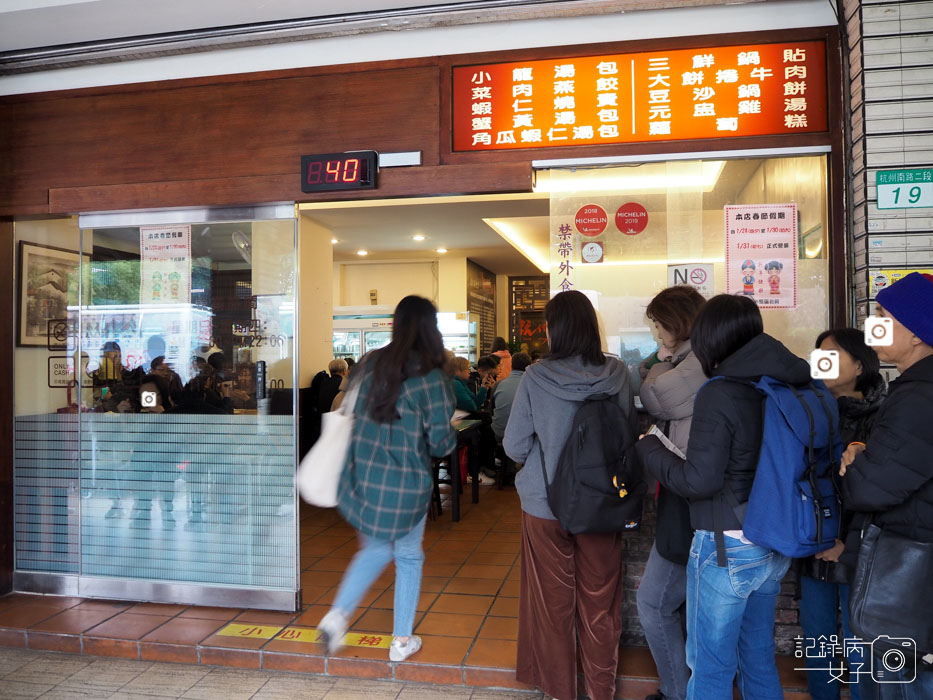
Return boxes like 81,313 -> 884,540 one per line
319,610 -> 422,662
317,608 -> 348,655
389,635 -> 422,661
467,473 -> 495,486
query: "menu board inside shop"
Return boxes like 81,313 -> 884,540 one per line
453,40 -> 827,151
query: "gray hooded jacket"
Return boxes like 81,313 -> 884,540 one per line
503,354 -> 637,520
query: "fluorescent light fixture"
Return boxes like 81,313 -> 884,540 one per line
435,247 -> 447,254
533,161 -> 725,194
412,234 -> 425,241
485,218 -> 550,273
356,249 -> 368,256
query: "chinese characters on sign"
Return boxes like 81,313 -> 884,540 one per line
555,223 -> 575,292
453,41 -> 826,151
725,203 -> 798,309
140,225 -> 192,304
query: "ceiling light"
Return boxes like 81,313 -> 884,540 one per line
356,249 -> 368,256
533,161 -> 725,194
412,235 -> 425,241
485,218 -> 549,273
331,238 -> 338,244
435,247 -> 447,254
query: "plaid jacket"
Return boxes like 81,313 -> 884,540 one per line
337,364 -> 456,541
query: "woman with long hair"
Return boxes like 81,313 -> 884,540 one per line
317,295 -> 456,662
504,290 -> 637,700
636,285 -> 706,700
636,294 -> 805,699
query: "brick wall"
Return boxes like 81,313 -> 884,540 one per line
620,495 -> 804,654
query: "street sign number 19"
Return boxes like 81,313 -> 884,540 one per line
876,168 -> 933,210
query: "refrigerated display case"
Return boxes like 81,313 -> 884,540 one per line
332,330 -> 361,360
332,307 -> 394,362
438,312 -> 477,364
332,307 -> 477,363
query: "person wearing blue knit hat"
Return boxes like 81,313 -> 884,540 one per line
838,271 -> 933,698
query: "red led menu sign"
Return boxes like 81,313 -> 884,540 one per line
452,40 -> 827,152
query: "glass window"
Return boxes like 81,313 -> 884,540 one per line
544,155 -> 830,387
13,212 -> 299,600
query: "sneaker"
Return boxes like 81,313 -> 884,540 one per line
467,473 -> 495,486
389,635 -> 422,661
481,467 -> 498,479
317,609 -> 347,655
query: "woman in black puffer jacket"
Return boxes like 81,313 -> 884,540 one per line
798,328 -> 885,700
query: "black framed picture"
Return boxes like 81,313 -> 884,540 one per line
17,240 -> 89,347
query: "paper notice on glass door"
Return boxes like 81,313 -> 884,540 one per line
724,204 -> 797,310
140,225 -> 192,304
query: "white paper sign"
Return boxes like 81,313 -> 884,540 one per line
140,225 -> 192,304
667,263 -> 714,299
724,203 -> 798,310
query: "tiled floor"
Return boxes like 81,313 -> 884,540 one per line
0,487 -> 810,699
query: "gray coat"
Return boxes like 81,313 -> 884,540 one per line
491,369 -> 524,439
638,341 -> 706,454
504,354 -> 637,520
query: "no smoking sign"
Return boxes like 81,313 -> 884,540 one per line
668,263 -> 714,299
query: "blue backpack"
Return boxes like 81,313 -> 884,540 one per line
714,376 -> 843,561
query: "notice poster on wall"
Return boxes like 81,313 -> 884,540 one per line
140,225 -> 192,304
725,203 -> 797,309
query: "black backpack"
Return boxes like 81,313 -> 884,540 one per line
538,394 -> 644,534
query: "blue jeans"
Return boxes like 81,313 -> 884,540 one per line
637,543 -> 688,700
333,515 -> 426,637
799,575 -> 872,700
686,530 -> 790,700
865,665 -> 933,700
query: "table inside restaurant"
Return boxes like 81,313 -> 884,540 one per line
434,418 -> 482,522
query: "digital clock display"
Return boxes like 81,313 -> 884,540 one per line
300,151 -> 377,192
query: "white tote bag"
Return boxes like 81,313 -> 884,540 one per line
298,378 -> 361,508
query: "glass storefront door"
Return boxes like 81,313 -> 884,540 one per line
12,205 -> 299,609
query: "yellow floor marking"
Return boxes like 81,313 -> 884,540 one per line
274,626 -> 392,649
217,623 -> 284,639
216,623 -> 393,649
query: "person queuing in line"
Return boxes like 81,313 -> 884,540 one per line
636,294 -> 803,700
318,358 -> 348,413
317,295 -> 456,663
797,328 -> 884,700
838,272 -> 933,698
490,335 -> 512,380
636,285 -> 706,700
504,290 -> 637,700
